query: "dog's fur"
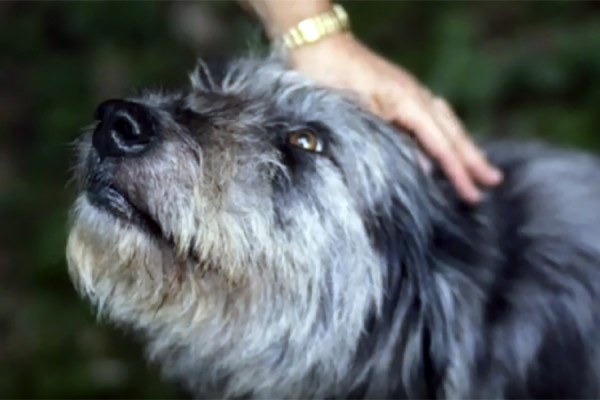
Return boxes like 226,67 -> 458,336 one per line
67,55 -> 600,399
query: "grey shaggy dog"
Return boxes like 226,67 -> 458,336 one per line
67,54 -> 600,399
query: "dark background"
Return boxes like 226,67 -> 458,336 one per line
1,1 -> 599,398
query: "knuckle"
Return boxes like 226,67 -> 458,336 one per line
434,96 -> 451,110
434,98 -> 463,127
397,97 -> 421,114
427,147 -> 445,160
435,148 -> 459,166
464,147 -> 488,166
395,102 -> 425,127
420,88 -> 434,101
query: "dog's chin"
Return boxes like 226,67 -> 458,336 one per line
86,182 -> 164,239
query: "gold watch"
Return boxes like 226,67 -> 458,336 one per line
279,4 -> 350,50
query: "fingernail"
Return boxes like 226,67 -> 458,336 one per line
468,190 -> 482,203
490,169 -> 503,183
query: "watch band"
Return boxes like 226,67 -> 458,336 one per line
279,4 -> 350,50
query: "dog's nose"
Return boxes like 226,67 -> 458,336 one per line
92,99 -> 157,158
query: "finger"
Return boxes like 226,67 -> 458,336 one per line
394,99 -> 482,203
432,97 -> 503,186
429,96 -> 501,186
456,134 -> 503,185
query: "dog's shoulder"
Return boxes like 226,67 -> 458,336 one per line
464,139 -> 600,398
485,139 -> 600,239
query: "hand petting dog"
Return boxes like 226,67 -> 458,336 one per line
244,0 -> 503,203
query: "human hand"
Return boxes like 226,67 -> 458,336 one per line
288,33 -> 503,204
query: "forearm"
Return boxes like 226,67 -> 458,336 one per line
241,0 -> 331,38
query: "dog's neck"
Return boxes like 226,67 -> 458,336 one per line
348,169 -> 503,398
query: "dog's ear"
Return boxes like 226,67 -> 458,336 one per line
190,57 -> 232,92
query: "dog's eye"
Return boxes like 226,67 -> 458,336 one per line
288,129 -> 323,153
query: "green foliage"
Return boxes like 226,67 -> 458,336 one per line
0,1 -> 598,398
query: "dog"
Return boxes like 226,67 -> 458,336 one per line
67,54 -> 600,398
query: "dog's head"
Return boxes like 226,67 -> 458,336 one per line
66,56 -> 431,396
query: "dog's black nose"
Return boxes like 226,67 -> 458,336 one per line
92,99 -> 157,158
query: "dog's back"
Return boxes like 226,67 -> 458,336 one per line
427,141 -> 600,398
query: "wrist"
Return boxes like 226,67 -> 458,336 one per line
288,31 -> 354,61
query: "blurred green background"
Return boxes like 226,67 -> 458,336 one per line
1,1 -> 599,398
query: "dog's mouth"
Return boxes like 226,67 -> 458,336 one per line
86,178 -> 164,238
